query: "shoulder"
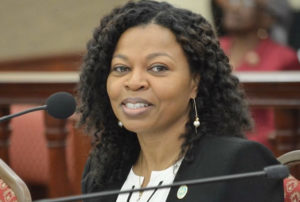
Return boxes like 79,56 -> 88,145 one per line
81,155 -> 106,193
174,136 -> 283,201
264,39 -> 295,56
200,135 -> 271,152
82,156 -> 95,194
82,154 -> 128,195
219,36 -> 231,52
195,135 -> 279,171
261,39 -> 300,70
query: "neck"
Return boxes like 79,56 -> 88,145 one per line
231,31 -> 260,51
134,117 -> 187,176
134,136 -> 183,188
137,135 -> 183,171
228,31 -> 261,68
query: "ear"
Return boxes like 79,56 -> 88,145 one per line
190,75 -> 200,99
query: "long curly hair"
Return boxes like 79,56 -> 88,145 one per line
77,0 -> 252,189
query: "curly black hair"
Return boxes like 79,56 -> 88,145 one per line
77,0 -> 252,189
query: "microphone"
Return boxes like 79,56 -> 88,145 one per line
0,92 -> 76,123
45,92 -> 76,119
34,164 -> 289,202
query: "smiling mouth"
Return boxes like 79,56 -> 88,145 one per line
121,98 -> 153,117
124,103 -> 150,109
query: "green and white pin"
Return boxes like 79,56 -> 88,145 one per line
177,185 -> 188,199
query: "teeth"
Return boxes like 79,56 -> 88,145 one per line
125,103 -> 149,109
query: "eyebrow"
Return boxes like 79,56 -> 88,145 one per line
112,54 -> 129,61
112,52 -> 174,61
146,52 -> 174,61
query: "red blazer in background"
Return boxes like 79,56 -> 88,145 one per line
220,37 -> 300,149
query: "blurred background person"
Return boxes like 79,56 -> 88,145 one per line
211,0 -> 300,149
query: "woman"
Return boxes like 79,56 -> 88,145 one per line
217,0 -> 299,70
77,1 -> 283,201
215,0 -> 300,149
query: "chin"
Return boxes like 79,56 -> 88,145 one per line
123,124 -> 150,134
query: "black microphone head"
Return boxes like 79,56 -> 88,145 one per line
46,92 -> 76,119
264,165 -> 290,179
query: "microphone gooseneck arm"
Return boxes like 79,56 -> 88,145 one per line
0,91 -> 76,122
0,105 -> 47,123
34,164 -> 289,202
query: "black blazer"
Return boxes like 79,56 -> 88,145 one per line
82,135 -> 283,202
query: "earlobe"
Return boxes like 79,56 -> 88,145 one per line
191,75 -> 200,98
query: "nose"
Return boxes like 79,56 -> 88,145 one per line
228,0 -> 254,9
228,0 -> 242,10
124,68 -> 149,91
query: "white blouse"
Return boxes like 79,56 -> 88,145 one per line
116,158 -> 183,202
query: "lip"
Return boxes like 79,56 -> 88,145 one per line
122,97 -> 152,105
121,97 -> 153,118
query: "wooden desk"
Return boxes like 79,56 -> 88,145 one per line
0,72 -> 78,104
237,72 -> 300,108
0,71 -> 300,197
237,72 -> 300,156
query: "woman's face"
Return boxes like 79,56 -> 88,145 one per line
220,0 -> 262,33
107,24 -> 198,135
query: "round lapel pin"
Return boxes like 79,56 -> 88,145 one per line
177,185 -> 188,199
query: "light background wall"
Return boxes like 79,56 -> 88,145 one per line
0,0 -> 128,61
0,0 -> 298,61
156,0 -> 212,23
289,0 -> 300,9
0,0 -> 211,61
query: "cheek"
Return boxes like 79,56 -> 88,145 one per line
241,10 -> 257,22
106,77 -> 121,117
154,80 -> 193,105
106,77 -> 120,101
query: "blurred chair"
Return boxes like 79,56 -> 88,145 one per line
0,158 -> 32,202
0,54 -> 91,199
278,150 -> 300,202
8,106 -> 91,199
278,150 -> 300,166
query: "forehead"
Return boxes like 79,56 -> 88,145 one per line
220,0 -> 266,7
113,24 -> 185,57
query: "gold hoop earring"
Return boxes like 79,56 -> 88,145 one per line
118,120 -> 123,127
193,98 -> 200,133
257,28 -> 268,40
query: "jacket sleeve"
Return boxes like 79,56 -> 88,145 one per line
81,156 -> 92,194
222,140 -> 284,202
81,156 -> 124,202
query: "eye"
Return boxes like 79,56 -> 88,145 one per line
242,0 -> 254,7
111,65 -> 130,73
149,64 -> 169,73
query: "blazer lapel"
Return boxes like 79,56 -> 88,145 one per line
166,154 -> 196,202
